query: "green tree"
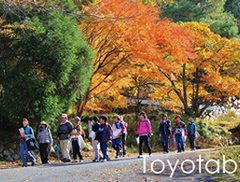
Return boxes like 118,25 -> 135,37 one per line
161,0 -> 204,22
201,0 -> 238,38
0,0 -> 93,130
225,0 -> 240,35
161,0 -> 239,38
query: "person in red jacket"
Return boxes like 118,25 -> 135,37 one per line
136,111 -> 152,158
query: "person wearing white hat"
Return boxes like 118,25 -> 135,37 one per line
37,121 -> 53,164
57,113 -> 73,162
71,116 -> 84,162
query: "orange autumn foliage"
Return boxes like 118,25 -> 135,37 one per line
79,0 -> 240,116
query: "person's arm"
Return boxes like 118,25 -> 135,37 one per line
158,123 -> 162,136
194,124 -> 197,138
119,123 -> 124,136
48,128 -> 53,147
107,124 -> 113,141
68,122 -> 74,135
136,122 -> 139,135
71,125 -> 81,136
148,120 -> 152,134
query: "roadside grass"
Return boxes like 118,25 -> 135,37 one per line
211,146 -> 240,181
201,110 -> 240,130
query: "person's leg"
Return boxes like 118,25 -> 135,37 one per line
60,140 -> 71,161
189,136 -> 195,150
139,136 -> 144,156
60,140 -> 65,160
161,141 -> 165,152
100,142 -> 104,158
112,139 -> 117,151
116,138 -> 121,156
180,136 -> 184,152
93,140 -> 100,160
96,141 -> 102,159
175,135 -> 181,152
121,133 -> 127,156
72,140 -> 77,160
65,140 -> 71,160
20,142 -> 27,167
100,142 -> 108,160
76,140 -> 83,160
44,143 -> 49,163
161,136 -> 166,153
143,136 -> 152,155
39,143 -> 45,164
92,139 -> 97,160
40,143 -> 48,164
166,138 -> 169,153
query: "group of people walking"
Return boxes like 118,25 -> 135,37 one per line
17,111 -> 197,167
158,113 -> 197,155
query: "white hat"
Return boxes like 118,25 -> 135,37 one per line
74,116 -> 81,122
61,113 -> 68,118
40,121 -> 48,126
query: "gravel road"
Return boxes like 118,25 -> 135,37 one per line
0,149 -> 218,182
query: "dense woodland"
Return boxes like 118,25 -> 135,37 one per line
0,0 -> 240,131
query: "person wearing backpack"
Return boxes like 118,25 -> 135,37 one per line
95,115 -> 113,162
71,116 -> 84,162
57,113 -> 73,162
17,118 -> 36,167
158,113 -> 171,154
37,121 -> 53,164
136,111 -> 152,158
111,114 -> 124,158
187,117 -> 197,151
173,114 -> 186,153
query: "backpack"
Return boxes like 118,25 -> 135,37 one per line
175,128 -> 183,135
26,138 -> 38,151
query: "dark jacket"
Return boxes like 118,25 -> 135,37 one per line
158,120 -> 171,136
57,121 -> 73,140
95,123 -> 113,143
92,122 -> 100,133
187,123 -> 197,137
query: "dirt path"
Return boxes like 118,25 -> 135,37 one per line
0,149 -> 220,182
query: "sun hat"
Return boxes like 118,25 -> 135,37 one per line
61,113 -> 68,118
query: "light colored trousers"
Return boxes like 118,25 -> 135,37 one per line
60,139 -> 71,160
91,138 -> 101,159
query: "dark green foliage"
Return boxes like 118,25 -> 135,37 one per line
225,0 -> 240,36
161,0 -> 204,22
161,0 -> 239,38
0,0 -> 94,130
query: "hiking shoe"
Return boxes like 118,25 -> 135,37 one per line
31,161 -> 35,166
63,159 -> 71,163
92,158 -> 98,162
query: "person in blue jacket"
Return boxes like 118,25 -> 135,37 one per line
17,118 -> 36,167
95,115 -> 113,162
158,113 -> 171,154
187,117 -> 197,151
